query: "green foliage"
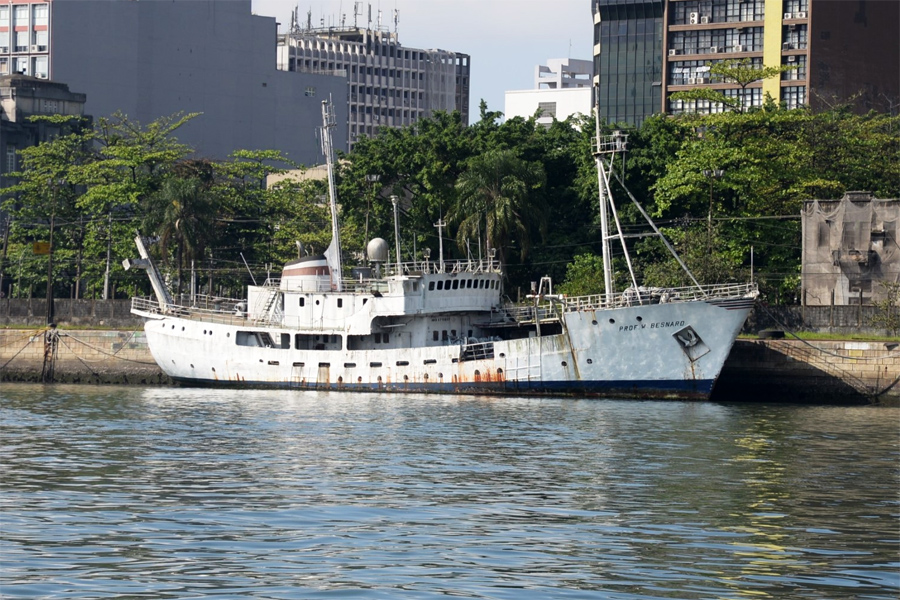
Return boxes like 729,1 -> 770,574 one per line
2,100 -> 895,312
558,253 -> 605,296
869,282 -> 900,335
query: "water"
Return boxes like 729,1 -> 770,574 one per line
1,384 -> 897,599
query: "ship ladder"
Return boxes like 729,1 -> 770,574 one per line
254,288 -> 282,324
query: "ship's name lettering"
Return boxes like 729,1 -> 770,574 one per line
618,320 -> 685,332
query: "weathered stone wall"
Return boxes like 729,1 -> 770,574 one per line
0,299 -> 144,328
715,339 -> 900,404
0,328 -> 169,384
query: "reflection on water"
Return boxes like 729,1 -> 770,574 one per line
1,384 -> 898,599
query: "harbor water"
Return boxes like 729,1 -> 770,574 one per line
1,384 -> 898,599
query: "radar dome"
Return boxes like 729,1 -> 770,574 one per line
367,238 -> 390,263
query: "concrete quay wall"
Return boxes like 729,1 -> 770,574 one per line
1,329 -> 897,403
0,328 -> 169,385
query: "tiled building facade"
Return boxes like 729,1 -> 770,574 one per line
592,0 -> 899,125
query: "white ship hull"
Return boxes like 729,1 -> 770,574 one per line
138,291 -> 754,400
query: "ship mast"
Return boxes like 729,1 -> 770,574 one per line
320,99 -> 343,291
593,127 -> 640,303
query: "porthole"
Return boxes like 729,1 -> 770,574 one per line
499,353 -> 505,358
438,373 -> 443,379
423,373 -> 429,380
592,320 -> 598,326
357,377 -> 362,383
403,375 -> 409,381
338,376 -> 343,383
315,299 -> 320,305
609,319 -> 615,324
211,367 -> 216,372
181,326 -> 185,331
190,364 -> 194,369
636,316 -> 643,322
377,376 -> 383,383
586,358 -> 593,365
561,361 -> 568,367
203,330 -> 206,334
227,333 -> 230,337
497,368 -> 503,375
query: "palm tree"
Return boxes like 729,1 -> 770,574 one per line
451,149 -> 546,269
149,176 -> 217,294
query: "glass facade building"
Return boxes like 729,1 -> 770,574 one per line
592,0 -> 664,126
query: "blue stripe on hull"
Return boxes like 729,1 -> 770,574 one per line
171,377 -> 716,400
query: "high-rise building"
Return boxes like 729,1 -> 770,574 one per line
277,10 -> 470,149
0,0 -> 348,164
592,0 -> 899,126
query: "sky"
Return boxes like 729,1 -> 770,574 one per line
251,0 -> 594,120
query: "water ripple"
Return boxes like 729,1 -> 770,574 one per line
1,384 -> 898,599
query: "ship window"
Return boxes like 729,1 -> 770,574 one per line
468,330 -> 473,337
370,362 -> 382,367
433,331 -> 439,341
466,280 -> 472,288
293,362 -> 305,367
429,281 -> 435,290
299,297 -> 305,307
375,333 -> 382,343
280,333 -> 290,349
451,329 -> 457,338
337,298 -> 343,308
445,279 -> 451,289
384,333 -> 390,343
442,330 -> 448,341
452,280 -> 459,290
412,282 -> 419,291
319,362 -> 330,367
344,362 -> 356,368
437,281 -> 444,290
424,359 -> 437,365
396,360 -> 409,366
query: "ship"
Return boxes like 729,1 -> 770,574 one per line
126,100 -> 757,399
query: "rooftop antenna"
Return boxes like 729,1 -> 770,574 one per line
306,9 -> 312,30
368,4 -> 372,30
393,8 -> 399,34
354,1 -> 362,27
434,217 -> 446,273
377,9 -> 382,31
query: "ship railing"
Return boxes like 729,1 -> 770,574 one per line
493,282 -> 757,325
130,295 -> 255,325
383,258 -> 501,277
562,282 -> 758,312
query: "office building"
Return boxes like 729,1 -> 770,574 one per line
505,58 -> 592,126
277,8 -> 470,149
592,0 -> 899,126
0,0 -> 347,164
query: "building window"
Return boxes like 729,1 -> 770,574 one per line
13,4 -> 28,26
305,86 -> 316,97
0,57 -> 8,75
6,148 -> 16,174
14,57 -> 27,75
15,31 -> 28,53
782,86 -> 807,109
32,3 -> 48,26
0,6 -> 9,28
32,56 -> 48,79
537,102 -> 557,119
33,29 -> 48,51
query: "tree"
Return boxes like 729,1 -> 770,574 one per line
451,149 -> 547,269
670,58 -> 796,113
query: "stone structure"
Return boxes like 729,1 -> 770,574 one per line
801,192 -> 899,307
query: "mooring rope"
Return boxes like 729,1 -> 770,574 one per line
59,331 -> 159,365
0,328 -> 48,370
